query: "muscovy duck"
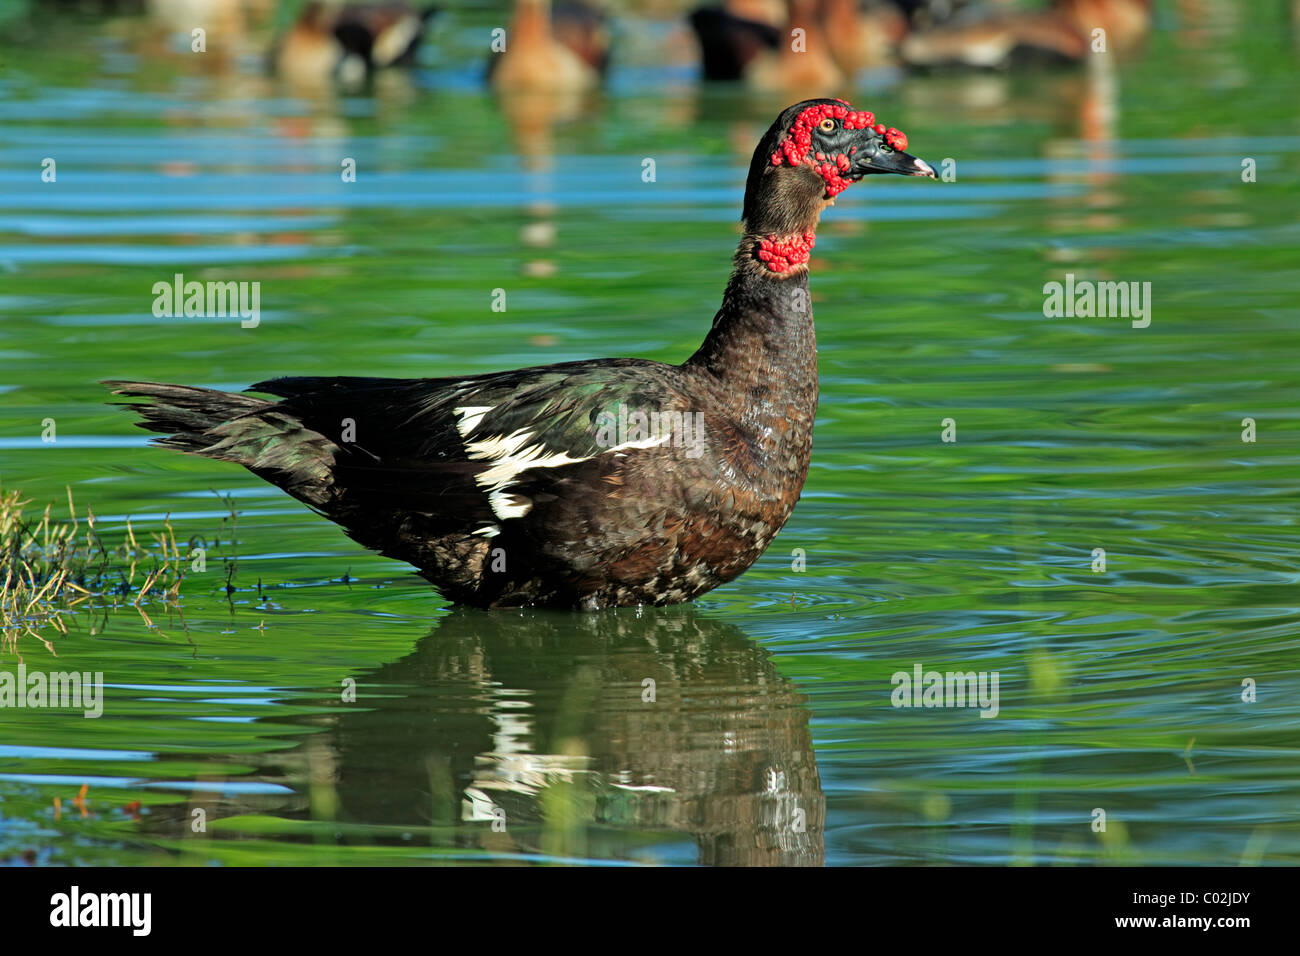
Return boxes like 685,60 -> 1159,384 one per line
107,99 -> 937,610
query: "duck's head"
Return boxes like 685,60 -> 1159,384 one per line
743,98 -> 936,238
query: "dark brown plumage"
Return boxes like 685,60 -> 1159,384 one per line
106,99 -> 937,610
688,2 -> 782,81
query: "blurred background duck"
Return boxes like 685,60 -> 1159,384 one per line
900,0 -> 1150,69
272,0 -> 439,89
135,0 -> 268,69
741,0 -> 846,92
690,0 -> 932,83
821,0 -> 911,76
487,0 -> 611,167
488,0 -> 610,93
688,0 -> 784,81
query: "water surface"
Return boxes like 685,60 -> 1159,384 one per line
0,5 -> 1297,865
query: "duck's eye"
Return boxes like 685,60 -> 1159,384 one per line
819,118 -> 836,132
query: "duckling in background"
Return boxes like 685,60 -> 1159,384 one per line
745,0 -> 845,93
900,0 -> 1149,69
488,0 -> 610,93
272,1 -> 439,89
688,0 -> 784,80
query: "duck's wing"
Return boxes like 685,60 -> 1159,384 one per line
247,359 -> 690,537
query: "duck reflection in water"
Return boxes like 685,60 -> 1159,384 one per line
320,607 -> 824,866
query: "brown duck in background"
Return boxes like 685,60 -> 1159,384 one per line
488,0 -> 610,93
488,0 -> 611,166
900,0 -> 1150,68
745,0 -> 846,92
272,1 -> 439,88
821,0 -> 910,76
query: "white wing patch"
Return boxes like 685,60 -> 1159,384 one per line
488,489 -> 532,520
454,405 -> 496,437
372,15 -> 421,67
464,427 -> 590,522
604,432 -> 673,454
456,399 -> 666,526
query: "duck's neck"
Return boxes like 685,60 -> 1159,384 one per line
686,231 -> 818,384
683,230 -> 820,496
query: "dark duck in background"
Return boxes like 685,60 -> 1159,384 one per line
688,0 -> 784,81
107,100 -> 937,610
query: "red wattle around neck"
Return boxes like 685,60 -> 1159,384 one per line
756,231 -> 817,274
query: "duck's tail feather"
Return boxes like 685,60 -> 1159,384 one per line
102,380 -> 338,507
102,380 -> 267,454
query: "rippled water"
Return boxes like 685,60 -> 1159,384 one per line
0,4 -> 1297,865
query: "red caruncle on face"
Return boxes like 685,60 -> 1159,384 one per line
768,102 -> 909,198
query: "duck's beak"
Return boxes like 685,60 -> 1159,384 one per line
897,152 -> 938,178
851,140 -> 938,179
